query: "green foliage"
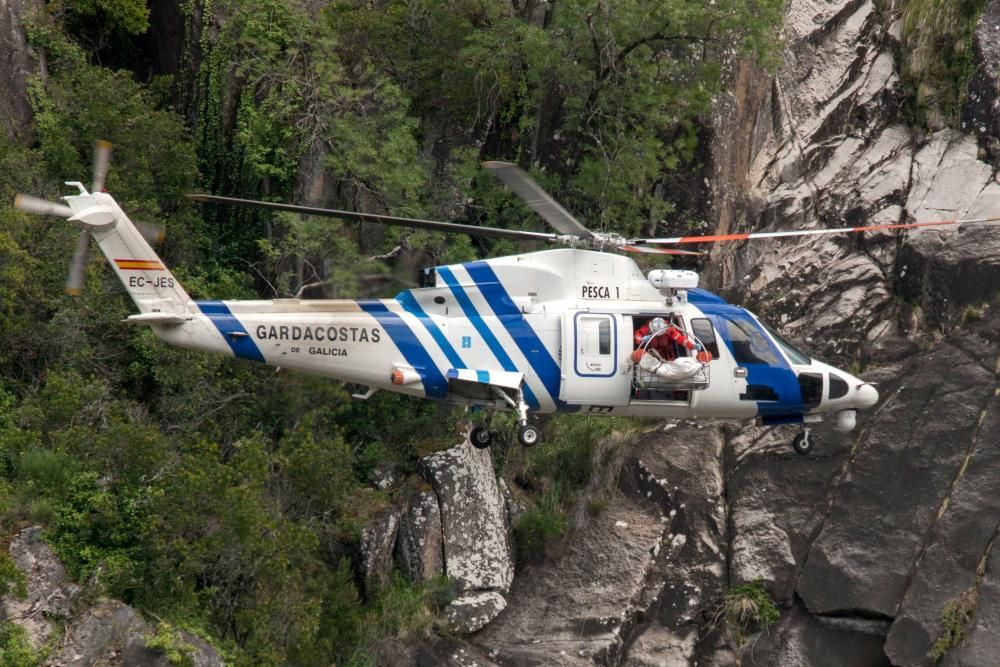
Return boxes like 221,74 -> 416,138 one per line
50,0 -> 151,34
0,0 -> 786,663
899,0 -> 989,128
144,622 -> 196,667
716,579 -> 780,646
0,554 -> 27,601
513,487 -> 569,564
509,415 -> 634,562
930,586 -> 978,661
0,622 -> 49,667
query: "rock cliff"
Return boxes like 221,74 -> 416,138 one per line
460,0 -> 1000,665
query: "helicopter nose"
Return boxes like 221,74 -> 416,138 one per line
856,383 -> 879,408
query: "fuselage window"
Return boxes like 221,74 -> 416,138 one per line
722,317 -> 780,365
798,372 -> 823,408
690,318 -> 720,358
598,319 -> 611,355
829,374 -> 849,399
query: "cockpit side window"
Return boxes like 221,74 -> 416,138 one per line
721,316 -> 779,365
690,318 -> 719,358
760,321 -> 812,366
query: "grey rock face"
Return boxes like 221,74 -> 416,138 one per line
360,506 -> 401,591
741,601 -> 890,667
395,487 -> 445,582
419,439 -> 513,594
5,525 -> 80,648
0,0 -> 40,138
962,0 -> 1000,157
798,336 -> 996,618
474,423 -> 733,665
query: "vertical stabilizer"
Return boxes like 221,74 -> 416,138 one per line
64,190 -> 192,315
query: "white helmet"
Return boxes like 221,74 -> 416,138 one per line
649,317 -> 667,333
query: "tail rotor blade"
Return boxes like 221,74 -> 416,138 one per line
91,140 -> 112,193
135,221 -> 166,245
66,230 -> 91,296
14,194 -> 73,218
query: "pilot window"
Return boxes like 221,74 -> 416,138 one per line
760,321 -> 812,365
690,318 -> 719,358
721,316 -> 780,365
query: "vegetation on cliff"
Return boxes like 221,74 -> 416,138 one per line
0,0 -> 782,663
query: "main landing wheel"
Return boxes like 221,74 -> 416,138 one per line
792,431 -> 814,455
470,425 -> 493,449
517,424 -> 540,448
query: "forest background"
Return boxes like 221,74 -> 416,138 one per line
0,0 -> 844,663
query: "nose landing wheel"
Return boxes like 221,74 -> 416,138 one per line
792,429 -> 814,455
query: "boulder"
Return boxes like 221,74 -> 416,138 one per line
441,591 -> 507,635
395,486 -> 444,582
419,438 -> 513,593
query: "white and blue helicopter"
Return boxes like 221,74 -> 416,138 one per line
25,142 -> 996,453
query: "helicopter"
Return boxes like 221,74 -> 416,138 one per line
16,142 -> 1000,453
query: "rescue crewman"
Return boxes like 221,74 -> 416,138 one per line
634,317 -> 696,361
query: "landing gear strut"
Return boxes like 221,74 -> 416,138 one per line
792,428 -> 814,455
514,386 -> 539,447
487,384 -> 541,448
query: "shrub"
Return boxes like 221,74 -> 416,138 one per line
716,580 -> 780,646
930,586 -> 978,661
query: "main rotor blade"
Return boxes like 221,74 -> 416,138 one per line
92,140 -> 112,193
633,216 -> 1000,246
66,230 -> 90,295
482,161 -> 596,239
188,194 -> 561,243
14,194 -> 73,218
619,244 -> 704,256
135,221 -> 166,245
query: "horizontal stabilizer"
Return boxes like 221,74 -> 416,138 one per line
447,368 -> 524,389
125,312 -> 193,326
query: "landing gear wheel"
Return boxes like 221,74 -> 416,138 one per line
470,425 -> 493,449
792,431 -> 814,455
517,424 -> 540,448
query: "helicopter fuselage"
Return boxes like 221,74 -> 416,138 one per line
150,248 -> 877,427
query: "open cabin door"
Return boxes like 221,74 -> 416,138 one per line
559,312 -> 630,405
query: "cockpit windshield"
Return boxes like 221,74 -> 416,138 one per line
759,321 -> 812,366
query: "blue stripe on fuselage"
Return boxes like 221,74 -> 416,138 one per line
196,301 -> 265,363
437,267 -> 539,409
462,261 -> 568,409
357,300 -> 449,399
395,291 -> 466,370
699,304 -> 803,418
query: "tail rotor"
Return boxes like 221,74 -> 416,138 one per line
13,140 -> 166,295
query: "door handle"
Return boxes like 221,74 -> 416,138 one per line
734,367 -> 748,378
